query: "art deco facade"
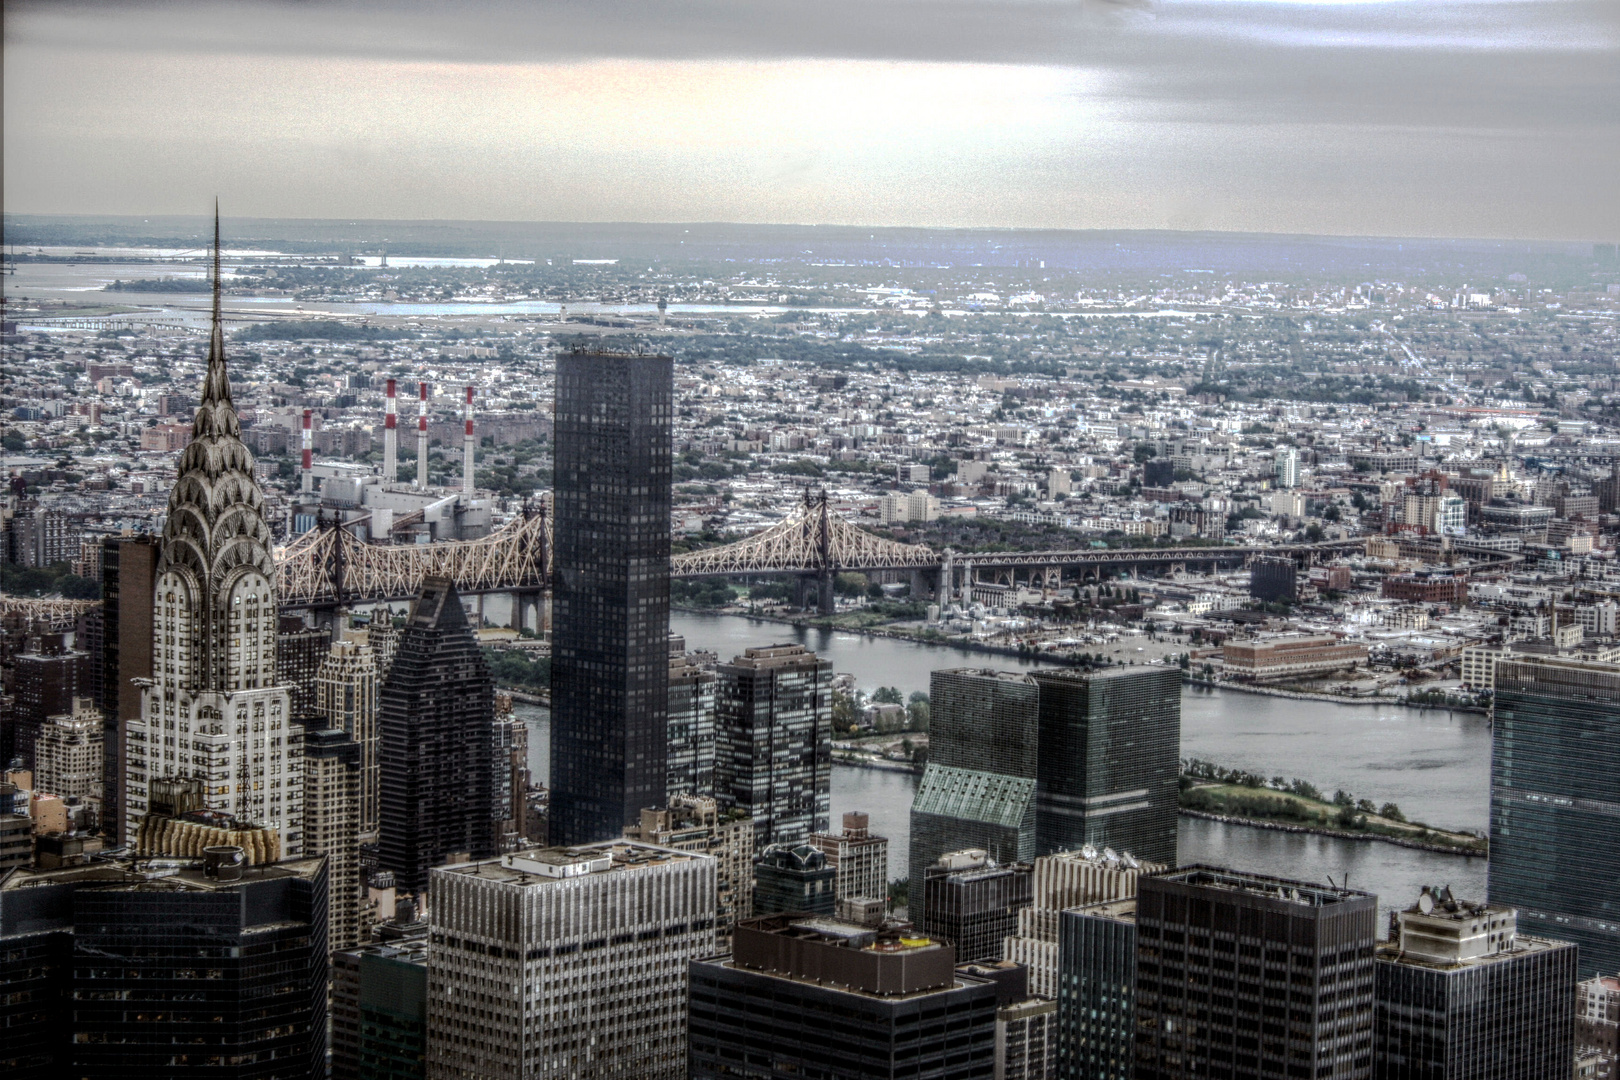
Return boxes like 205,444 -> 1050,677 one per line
1490,656 -> 1620,976
377,577 -> 497,895
33,697 -> 102,809
426,841 -> 716,1079
549,348 -> 674,846
125,231 -> 302,855
715,643 -> 832,848
316,628 -> 381,838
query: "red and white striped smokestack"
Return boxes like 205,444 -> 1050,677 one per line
462,386 -> 475,496
300,408 -> 314,493
383,378 -> 398,484
416,381 -> 429,489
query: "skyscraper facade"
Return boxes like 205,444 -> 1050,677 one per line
377,577 -> 497,895
667,650 -> 717,800
98,535 -> 158,843
1490,656 -> 1620,975
33,698 -> 102,811
1058,899 -> 1139,1080
549,347 -> 674,846
278,615 -> 330,726
625,794 -> 755,948
1135,866 -> 1378,1079
715,644 -> 832,848
316,628 -> 380,838
305,726 -> 363,953
124,226 -> 302,855
1374,890 -> 1576,1079
426,841 -> 715,1079
920,849 -> 1033,963
753,842 -> 837,917
809,810 -> 890,905
10,635 -> 91,770
0,854 -> 329,1078
1030,666 -> 1181,866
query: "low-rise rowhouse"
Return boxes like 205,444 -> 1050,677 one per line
1223,634 -> 1368,682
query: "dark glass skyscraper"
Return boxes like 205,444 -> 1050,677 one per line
98,535 -> 158,843
1058,899 -> 1138,1080
1489,656 -> 1620,976
715,643 -> 832,848
1135,866 -> 1378,1080
549,347 -> 673,846
377,577 -> 497,894
1030,666 -> 1181,866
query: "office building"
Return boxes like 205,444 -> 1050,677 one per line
1058,899 -> 1138,1080
315,628 -> 381,839
305,727 -> 363,953
124,233 -> 303,855
809,810 -> 890,906
10,634 -> 91,770
1374,888 -> 1576,1079
1134,866 -> 1378,1079
920,849 -> 1033,963
33,697 -> 102,810
715,643 -> 832,848
377,577 -> 497,895
278,615 -> 331,725
333,919 -> 429,1080
549,347 -> 674,847
625,794 -> 754,946
1578,973 -> 1620,1070
1490,656 -> 1620,975
0,853 -> 328,1078
909,669 -> 1039,892
755,841 -> 837,917
689,914 -> 999,1080
1029,667 -> 1181,866
426,840 -> 716,1079
667,651 -> 717,800
491,703 -> 530,849
98,534 -> 158,842
1249,555 -> 1299,603
957,960 -> 1057,1080
1222,633 -> 1369,682
1005,845 -> 1166,999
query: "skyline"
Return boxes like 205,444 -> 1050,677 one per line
5,0 -> 1618,242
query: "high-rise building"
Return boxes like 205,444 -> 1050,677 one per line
1057,898 -> 1138,1080
920,849 -> 1033,963
332,912 -> 429,1080
426,840 -> 715,1079
316,628 -> 381,838
0,853 -> 329,1078
1029,667 -> 1181,866
1275,446 -> 1300,489
625,794 -> 754,947
367,619 -> 402,680
689,914 -> 999,1080
33,697 -> 102,810
305,727 -> 363,953
98,535 -> 158,842
754,841 -> 837,917
1490,656 -> 1620,976
809,810 -> 890,906
1374,888 -> 1576,1079
125,221 -> 302,855
377,577 -> 497,896
715,644 -> 832,848
1248,555 -> 1299,603
491,700 -> 529,849
278,615 -> 331,726
1134,866 -> 1378,1079
909,669 -> 1040,892
667,650 -> 717,800
548,347 -> 674,847
957,960 -> 1058,1080
10,634 -> 91,770
1005,844 -> 1166,999
1577,972 -> 1620,1071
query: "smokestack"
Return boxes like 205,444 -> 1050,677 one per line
383,378 -> 398,483
300,409 -> 313,494
462,385 -> 475,496
416,382 -> 429,489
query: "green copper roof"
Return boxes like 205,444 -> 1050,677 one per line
911,765 -> 1035,829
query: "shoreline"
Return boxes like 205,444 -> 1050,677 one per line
1179,808 -> 1487,858
1182,677 -> 1488,715
674,605 -> 1080,664
833,755 -> 924,776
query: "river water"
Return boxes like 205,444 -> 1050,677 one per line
515,612 -> 1489,932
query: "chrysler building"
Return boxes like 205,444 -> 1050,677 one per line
125,209 -> 303,855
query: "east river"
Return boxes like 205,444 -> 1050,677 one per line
516,612 -> 1489,932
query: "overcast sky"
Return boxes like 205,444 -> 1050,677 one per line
4,0 -> 1616,239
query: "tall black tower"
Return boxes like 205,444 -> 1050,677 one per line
377,577 -> 497,894
549,347 -> 674,846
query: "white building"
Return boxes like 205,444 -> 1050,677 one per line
34,697 -> 102,808
427,841 -> 717,1079
126,258 -> 303,855
315,629 -> 381,839
1274,447 -> 1299,489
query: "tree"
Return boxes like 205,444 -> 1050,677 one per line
906,693 -> 931,732
1332,789 -> 1354,807
834,572 -> 868,597
1356,799 -> 1377,815
871,686 -> 904,705
1379,803 -> 1405,822
831,689 -> 858,732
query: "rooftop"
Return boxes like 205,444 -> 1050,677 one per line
434,840 -> 701,887
1154,865 -> 1374,909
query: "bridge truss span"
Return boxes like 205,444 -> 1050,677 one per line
671,490 -> 935,577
